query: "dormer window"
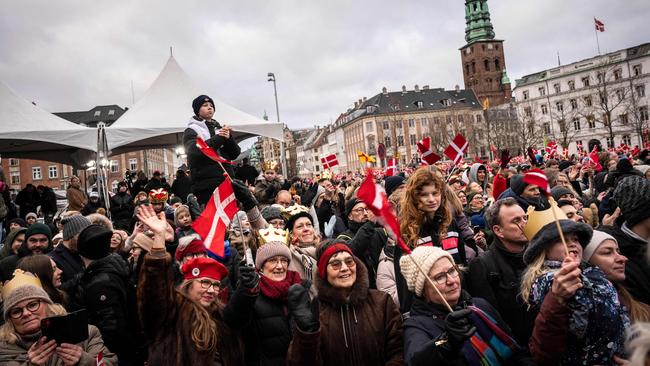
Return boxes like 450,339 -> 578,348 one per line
94,110 -> 101,117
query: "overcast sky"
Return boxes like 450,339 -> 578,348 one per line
1,0 -> 648,131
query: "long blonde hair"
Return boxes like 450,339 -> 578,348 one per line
617,285 -> 650,323
179,280 -> 219,352
0,302 -> 66,344
399,168 -> 451,249
520,254 -> 555,305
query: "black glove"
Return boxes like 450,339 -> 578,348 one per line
499,149 -> 510,169
264,184 -> 278,200
238,262 -> 259,291
527,147 -> 539,167
287,283 -> 319,332
231,179 -> 258,211
439,308 -> 475,356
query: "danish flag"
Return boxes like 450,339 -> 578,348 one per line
192,175 -> 238,257
417,136 -> 441,165
443,134 -> 468,165
321,154 -> 339,169
594,18 -> 605,32
545,140 -> 558,157
588,147 -> 603,172
356,170 -> 411,254
385,158 -> 398,177
196,137 -> 232,164
96,352 -> 104,366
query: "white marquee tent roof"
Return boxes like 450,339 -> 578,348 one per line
0,81 -> 97,167
105,56 -> 284,154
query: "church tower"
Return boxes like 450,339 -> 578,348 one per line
459,0 -> 511,106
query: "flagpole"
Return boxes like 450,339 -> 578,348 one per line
594,16 -> 601,55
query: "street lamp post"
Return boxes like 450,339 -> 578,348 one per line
267,72 -> 287,178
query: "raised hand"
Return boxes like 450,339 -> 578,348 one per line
551,256 -> 582,303
136,204 -> 168,235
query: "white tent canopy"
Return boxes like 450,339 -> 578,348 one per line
0,81 -> 97,168
105,56 -> 284,155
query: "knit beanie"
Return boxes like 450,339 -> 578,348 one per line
261,205 -> 284,222
583,230 -> 618,262
255,242 -> 291,269
345,198 -> 362,217
2,270 -> 53,320
466,191 -> 480,205
176,234 -> 208,262
614,176 -> 650,227
25,212 -> 38,221
399,246 -> 454,297
384,175 -> 406,198
61,215 -> 92,241
174,205 -> 191,227
551,186 -> 573,202
77,224 -> 112,260
25,223 -> 52,243
8,218 -> 26,228
316,240 -> 354,279
192,95 -> 215,117
523,220 -> 593,265
509,174 -> 527,196
286,212 -> 313,232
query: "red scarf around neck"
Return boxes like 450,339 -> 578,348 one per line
259,270 -> 302,301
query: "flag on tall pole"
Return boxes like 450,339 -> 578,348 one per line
443,134 -> 469,165
192,175 -> 238,257
594,18 -> 605,32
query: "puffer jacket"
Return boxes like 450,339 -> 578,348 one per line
138,248 -> 252,366
0,325 -> 117,365
287,258 -> 403,366
109,191 -> 134,229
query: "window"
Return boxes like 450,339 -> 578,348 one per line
495,59 -> 501,70
484,59 -> 490,71
538,87 -> 546,96
616,89 -> 625,102
633,64 -> 642,76
606,137 -> 614,148
110,160 -> 119,173
108,109 -> 115,116
365,121 -> 374,132
421,117 -> 428,125
32,167 -> 42,180
558,119 -> 566,132
523,90 -> 529,100
9,158 -> 19,166
475,114 -> 482,123
397,136 -> 404,146
587,115 -> 596,128
410,134 -> 417,145
556,101 -> 564,112
48,165 -> 58,179
408,119 -> 415,127
471,62 -> 476,73
128,158 -> 137,171
94,110 -> 101,117
553,83 -> 561,94
111,181 -> 119,192
433,117 -> 440,124
584,95 -> 593,107
582,77 -> 590,87
573,118 -> 581,131
465,64 -> 470,75
366,105 -> 376,114
597,72 -> 606,84
446,115 -> 453,123
541,104 -> 548,115
599,92 -> 608,104
458,115 -> 464,123
614,69 -> 622,80
570,99 -> 578,110
619,113 -> 629,125
636,84 -> 646,97
10,171 -> 20,184
640,106 -> 649,121
576,140 -> 583,150
382,121 -> 389,130
416,101 -> 424,108
524,107 -> 532,117
623,135 -> 632,145
568,80 -> 575,91
543,123 -> 551,135
384,136 -> 391,146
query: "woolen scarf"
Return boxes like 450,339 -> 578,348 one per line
259,270 -> 302,301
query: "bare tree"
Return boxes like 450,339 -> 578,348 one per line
514,100 -> 544,153
625,72 -> 649,146
550,98 -> 581,149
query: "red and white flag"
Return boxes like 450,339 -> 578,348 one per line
545,140 -> 558,157
588,147 -> 603,172
595,18 -> 605,32
96,352 -> 104,366
320,154 -> 339,169
385,158 -> 398,177
522,168 -> 550,196
417,136 -> 441,165
356,170 -> 411,254
192,175 -> 238,257
196,137 -> 232,164
443,134 -> 468,165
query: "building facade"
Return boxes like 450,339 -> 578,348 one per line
513,42 -> 650,152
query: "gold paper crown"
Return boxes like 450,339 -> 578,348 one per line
321,170 -> 333,180
262,160 -> 279,171
1,269 -> 44,299
523,199 -> 568,241
281,204 -> 310,220
258,225 -> 289,245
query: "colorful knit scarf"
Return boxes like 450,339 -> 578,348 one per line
259,270 -> 302,301
461,305 -> 520,365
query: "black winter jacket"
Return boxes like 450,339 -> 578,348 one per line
109,191 -> 134,229
49,243 -> 84,286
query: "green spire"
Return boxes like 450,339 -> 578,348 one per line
501,69 -> 510,85
464,0 -> 495,43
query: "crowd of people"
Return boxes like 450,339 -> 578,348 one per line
0,94 -> 649,365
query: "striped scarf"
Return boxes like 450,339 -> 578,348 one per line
461,305 -> 520,365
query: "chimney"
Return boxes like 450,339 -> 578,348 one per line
422,85 -> 430,90
382,87 -> 388,94
358,99 -> 363,105
455,84 -> 460,92
414,84 -> 419,92
354,101 -> 358,108
362,97 -> 367,102
402,85 -> 407,92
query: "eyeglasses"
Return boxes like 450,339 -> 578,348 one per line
266,257 -> 289,266
328,257 -> 356,271
352,207 -> 369,214
198,279 -> 221,291
9,300 -> 42,319
432,267 -> 459,285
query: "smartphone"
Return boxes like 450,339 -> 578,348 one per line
41,309 -> 89,345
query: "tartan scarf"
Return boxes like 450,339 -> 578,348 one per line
461,305 -> 520,365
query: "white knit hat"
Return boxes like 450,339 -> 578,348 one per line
583,230 -> 618,262
399,246 -> 454,297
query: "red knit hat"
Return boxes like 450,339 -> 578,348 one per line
317,242 -> 353,279
175,237 -> 208,261
181,257 -> 228,282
